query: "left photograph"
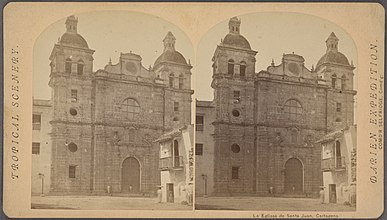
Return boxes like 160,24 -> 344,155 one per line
31,11 -> 194,210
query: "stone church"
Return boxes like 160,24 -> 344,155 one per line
48,16 -> 192,194
196,17 -> 356,196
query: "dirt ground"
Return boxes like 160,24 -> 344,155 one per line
31,195 -> 192,210
195,196 -> 356,211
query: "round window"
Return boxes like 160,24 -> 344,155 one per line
231,144 -> 240,153
232,109 -> 240,117
70,108 -> 77,116
67,142 -> 78,152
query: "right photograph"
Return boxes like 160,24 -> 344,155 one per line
194,12 -> 357,211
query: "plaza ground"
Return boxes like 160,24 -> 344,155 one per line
31,195 -> 192,210
195,196 -> 356,211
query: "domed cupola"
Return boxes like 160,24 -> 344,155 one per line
316,32 -> 351,69
221,17 -> 251,50
154,32 -> 188,67
59,15 -> 89,49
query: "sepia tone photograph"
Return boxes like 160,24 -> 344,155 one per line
194,13 -> 357,211
31,11 -> 194,210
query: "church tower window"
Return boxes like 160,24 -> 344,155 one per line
240,61 -> 246,77
71,89 -> 78,103
284,99 -> 303,121
231,166 -> 239,179
331,74 -> 337,89
65,58 -> 72,74
169,73 -> 174,88
336,102 -> 342,113
233,90 -> 241,103
179,74 -> 184,89
69,165 -> 76,178
174,102 -> 179,112
121,98 -> 140,120
228,59 -> 234,75
77,59 -> 84,75
341,75 -> 346,90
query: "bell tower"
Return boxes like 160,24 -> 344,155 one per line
211,17 -> 258,195
315,32 -> 356,132
153,32 -> 193,130
49,15 -> 96,193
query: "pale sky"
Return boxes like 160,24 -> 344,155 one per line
195,12 -> 357,101
34,11 -> 357,103
33,11 -> 194,100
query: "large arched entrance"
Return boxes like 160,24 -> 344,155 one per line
284,158 -> 303,193
121,157 -> 140,193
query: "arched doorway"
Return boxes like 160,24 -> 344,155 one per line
284,158 -> 303,193
121,157 -> 140,193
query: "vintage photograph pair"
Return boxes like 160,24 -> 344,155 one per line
3,2 -> 385,218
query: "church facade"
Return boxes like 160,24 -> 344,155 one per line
197,17 -> 356,196
48,16 -> 192,194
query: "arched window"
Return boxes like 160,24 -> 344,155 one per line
240,61 -> 246,77
121,98 -> 140,120
77,59 -> 84,75
335,140 -> 342,168
173,140 -> 180,167
65,58 -> 72,74
291,129 -> 298,143
169,73 -> 174,88
284,99 -> 303,121
331,74 -> 337,89
179,74 -> 184,89
341,75 -> 346,90
228,59 -> 234,75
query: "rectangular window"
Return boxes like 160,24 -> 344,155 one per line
71,89 -> 78,103
228,63 -> 234,75
32,114 -> 41,130
77,64 -> 84,75
234,90 -> 240,98
69,165 -> 76,178
65,62 -> 72,74
232,166 -> 239,179
195,143 -> 203,156
196,115 -> 204,131
240,65 -> 246,77
174,102 -> 179,112
336,102 -> 342,113
32,142 -> 40,155
233,90 -> 241,103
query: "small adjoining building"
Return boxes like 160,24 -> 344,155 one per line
195,100 -> 215,196
318,125 -> 356,205
32,99 -> 52,195
156,125 -> 194,203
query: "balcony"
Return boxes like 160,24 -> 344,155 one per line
321,157 -> 346,171
159,156 -> 184,171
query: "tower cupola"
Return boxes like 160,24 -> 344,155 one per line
163,32 -> 176,52
326,32 -> 339,52
229,17 -> 241,34
65,15 -> 78,34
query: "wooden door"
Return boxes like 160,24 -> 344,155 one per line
121,157 -> 140,193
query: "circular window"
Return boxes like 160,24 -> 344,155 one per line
69,108 -> 77,116
67,142 -> 78,152
232,109 -> 240,117
231,144 -> 240,153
